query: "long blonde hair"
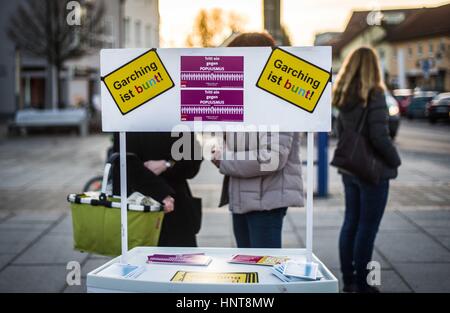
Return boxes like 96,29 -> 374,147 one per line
332,47 -> 385,107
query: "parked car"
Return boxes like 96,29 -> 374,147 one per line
330,90 -> 400,139
393,89 -> 413,116
407,91 -> 438,119
427,92 -> 450,123
386,90 -> 400,139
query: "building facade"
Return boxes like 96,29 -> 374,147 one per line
0,0 -> 160,119
326,4 -> 450,92
385,4 -> 450,91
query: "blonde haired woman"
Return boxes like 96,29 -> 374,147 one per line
333,47 -> 401,293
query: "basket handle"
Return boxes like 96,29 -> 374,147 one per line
99,152 -> 141,201
101,163 -> 112,195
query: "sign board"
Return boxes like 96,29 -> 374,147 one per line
102,49 -> 174,115
256,48 -> 331,113
101,47 -> 332,132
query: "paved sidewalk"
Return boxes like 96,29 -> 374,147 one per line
0,205 -> 449,293
0,120 -> 449,292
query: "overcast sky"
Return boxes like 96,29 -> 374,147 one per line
159,0 -> 447,47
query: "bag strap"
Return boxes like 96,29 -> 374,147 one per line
356,105 -> 369,133
355,91 -> 374,133
99,152 -> 141,200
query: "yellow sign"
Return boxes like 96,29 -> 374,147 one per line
171,271 -> 259,283
102,49 -> 174,115
256,47 -> 331,113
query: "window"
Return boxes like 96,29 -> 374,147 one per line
378,48 -> 385,59
439,38 -> 446,52
102,16 -> 114,48
135,20 -> 142,47
417,43 -> 423,57
124,17 -> 130,45
408,46 -> 413,58
429,42 -> 433,56
145,24 -> 152,47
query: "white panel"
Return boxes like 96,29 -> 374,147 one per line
101,47 -> 332,132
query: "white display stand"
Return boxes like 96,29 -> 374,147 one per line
87,47 -> 339,293
87,247 -> 338,293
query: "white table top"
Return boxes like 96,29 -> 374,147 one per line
87,247 -> 339,293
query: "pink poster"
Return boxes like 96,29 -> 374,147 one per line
180,56 -> 244,122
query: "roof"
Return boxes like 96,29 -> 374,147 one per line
333,8 -> 420,54
385,3 -> 450,42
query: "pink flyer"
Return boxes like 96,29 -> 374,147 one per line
180,56 -> 244,122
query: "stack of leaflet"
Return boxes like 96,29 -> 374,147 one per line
171,271 -> 259,283
98,263 -> 145,279
147,253 -> 212,266
228,254 -> 290,266
272,261 -> 322,282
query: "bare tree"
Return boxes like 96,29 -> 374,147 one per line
8,0 -> 105,109
280,25 -> 292,46
186,9 -> 247,47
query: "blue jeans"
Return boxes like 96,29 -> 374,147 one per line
339,174 -> 389,287
232,207 -> 287,248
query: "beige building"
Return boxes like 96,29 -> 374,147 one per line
386,4 -> 450,91
325,4 -> 450,92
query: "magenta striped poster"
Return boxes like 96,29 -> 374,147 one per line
180,56 -> 244,122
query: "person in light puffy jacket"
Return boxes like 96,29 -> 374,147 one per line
212,32 -> 304,249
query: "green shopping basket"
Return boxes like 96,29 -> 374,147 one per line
67,155 -> 164,256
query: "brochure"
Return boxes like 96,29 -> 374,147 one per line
171,271 -> 259,283
282,261 -> 319,280
228,254 -> 290,266
147,253 -> 212,266
98,263 -> 145,279
272,262 -> 324,282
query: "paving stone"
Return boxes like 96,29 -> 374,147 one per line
398,210 -> 450,228
0,212 -> 12,221
311,229 -> 390,270
394,263 -> 450,292
0,265 -> 67,292
425,227 -> 450,237
81,259 -> 112,277
433,236 -> 450,250
6,212 -> 64,224
89,254 -> 113,260
287,209 -> 343,229
330,268 -> 411,293
378,270 -> 412,293
376,231 -> 450,263
0,222 -> 50,232
282,231 -> 303,248
0,229 -> 43,254
63,278 -> 86,293
13,233 -> 89,265
0,254 -> 15,269
197,235 -> 235,248
48,214 -> 73,235
379,211 -> 417,231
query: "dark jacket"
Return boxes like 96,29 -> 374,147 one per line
336,89 -> 401,179
112,132 -> 202,247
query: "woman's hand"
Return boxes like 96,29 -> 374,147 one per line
211,159 -> 221,168
211,148 -> 221,168
144,160 -> 168,176
162,196 -> 174,213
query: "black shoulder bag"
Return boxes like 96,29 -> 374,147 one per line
330,103 -> 383,185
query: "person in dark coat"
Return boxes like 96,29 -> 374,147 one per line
112,132 -> 202,247
333,47 -> 401,293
